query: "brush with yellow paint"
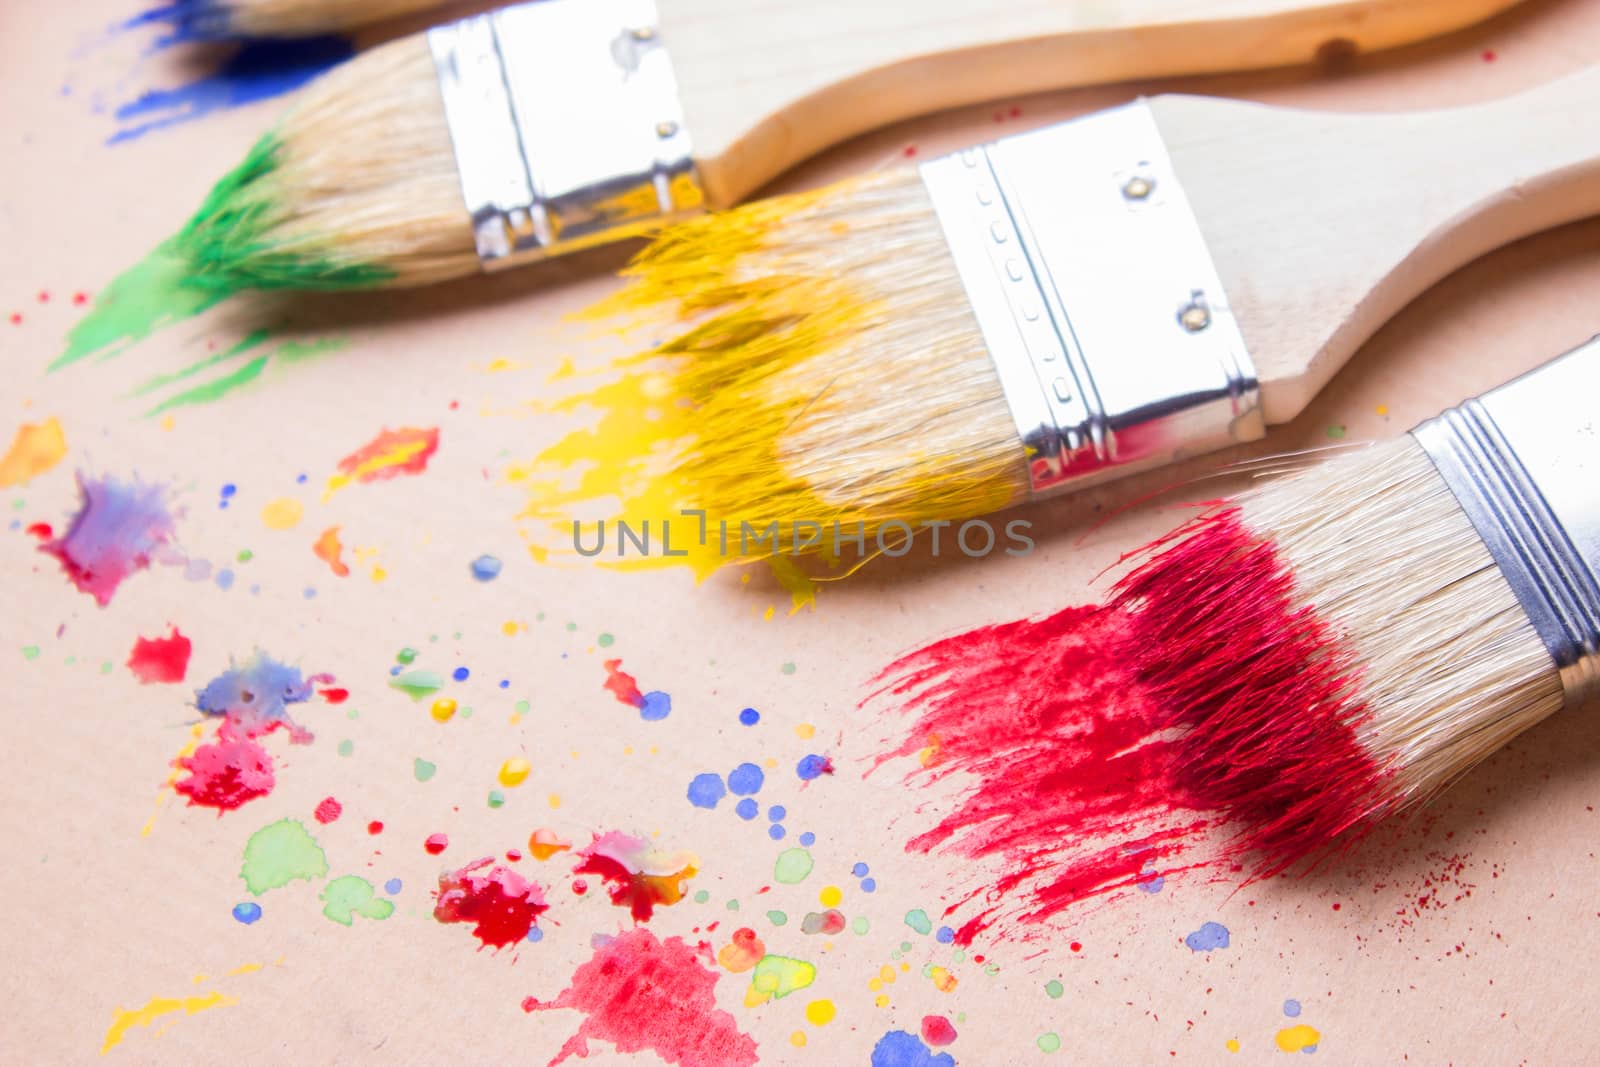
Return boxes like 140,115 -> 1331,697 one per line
518,66 -> 1600,575
163,0 -> 1531,291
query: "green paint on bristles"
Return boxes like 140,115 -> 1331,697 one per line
174,131 -> 395,293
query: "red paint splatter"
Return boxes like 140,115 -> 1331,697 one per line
126,626 -> 192,684
331,427 -> 440,488
572,879 -> 588,895
901,145 -> 918,157
1070,941 -> 1082,952
173,723 -> 274,812
434,857 -> 548,949
319,687 -> 349,704
312,525 -> 350,577
573,831 -> 698,922
715,927 -> 765,972
425,832 -> 448,854
602,659 -> 645,708
368,820 -> 384,835
24,522 -> 52,540
73,291 -> 90,306
525,928 -> 759,1066
8,313 -> 20,326
506,849 -> 523,862
1482,49 -> 1497,62
36,291 -> 49,303
314,796 -> 343,824
922,1015 -> 958,1046
801,909 -> 846,935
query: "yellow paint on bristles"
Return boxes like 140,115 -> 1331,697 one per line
513,168 -> 1029,599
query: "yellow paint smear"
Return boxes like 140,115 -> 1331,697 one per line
141,723 -> 206,837
261,497 -> 304,530
0,416 -> 67,487
1275,1024 -> 1321,1052
101,991 -> 236,1054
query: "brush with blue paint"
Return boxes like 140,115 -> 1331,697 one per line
160,0 -> 1528,291
140,0 -> 458,40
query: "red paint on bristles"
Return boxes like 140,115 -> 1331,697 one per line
1111,507 -> 1395,877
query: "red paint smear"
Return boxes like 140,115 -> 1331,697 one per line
319,687 -> 349,704
425,832 -> 449,855
335,427 -> 439,485
922,1015 -> 958,1046
572,832 -> 697,922
173,722 -> 274,812
525,928 -> 759,1067
870,605 -> 1210,943
434,857 -> 548,949
602,659 -> 645,708
126,626 -> 192,684
314,796 -> 343,824
24,522 -> 52,540
1110,507 -> 1392,875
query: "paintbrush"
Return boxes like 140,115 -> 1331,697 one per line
1106,333 -> 1600,872
165,0 -> 1530,290
516,66 -> 1600,573
140,0 -> 456,39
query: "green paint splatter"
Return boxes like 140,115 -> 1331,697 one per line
389,670 -> 443,699
693,890 -> 710,904
851,916 -> 870,935
725,898 -> 740,911
21,646 -> 39,661
237,549 -> 253,563
100,660 -> 113,674
460,706 -> 474,719
1326,424 -> 1347,439
346,708 -> 359,720
1045,980 -> 1063,999
1038,1033 -> 1061,1053
773,848 -> 814,884
767,910 -> 789,927
514,700 -> 530,714
413,758 -> 437,782
320,875 -> 394,925
905,908 -> 933,935
396,647 -> 418,664
53,242 -> 228,371
140,336 -> 347,417
597,633 -> 614,647
780,662 -> 796,675
750,955 -> 815,1000
565,622 -> 577,632
240,819 -> 327,895
487,789 -> 505,808
337,739 -> 354,757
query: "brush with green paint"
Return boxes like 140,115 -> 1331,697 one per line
161,0 -> 1526,293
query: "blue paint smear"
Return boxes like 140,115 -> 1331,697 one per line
686,773 -> 725,809
128,3 -> 239,43
870,1030 -> 955,1067
796,753 -> 830,780
1183,921 -> 1231,952
727,762 -> 764,796
108,35 -> 353,145
196,651 -> 317,727
1138,861 -> 1165,894
1284,999 -> 1302,1017
638,691 -> 671,721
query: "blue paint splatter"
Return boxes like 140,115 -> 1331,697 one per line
796,754 -> 831,781
1284,999 -> 1301,1017
798,831 -> 815,847
1183,921 -> 1230,952
768,824 -> 786,840
727,763 -> 764,796
638,691 -> 671,721
735,798 -> 759,821
214,567 -> 235,591
232,902 -> 261,924
861,877 -> 876,893
687,773 -> 725,809
384,878 -> 402,895
870,1030 -> 955,1067
852,862 -> 869,877
526,925 -> 544,943
452,667 -> 470,682
1138,862 -> 1165,894
738,707 -> 760,726
469,554 -> 502,581
767,805 -> 787,822
196,651 -> 323,733
41,471 -> 177,607
108,35 -> 355,145
935,925 -> 955,944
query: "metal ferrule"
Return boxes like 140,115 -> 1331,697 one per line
918,101 -> 1263,498
1413,335 -> 1600,705
428,0 -> 704,268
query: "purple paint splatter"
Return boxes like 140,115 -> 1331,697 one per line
41,471 -> 177,606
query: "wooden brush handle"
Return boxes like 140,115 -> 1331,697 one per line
666,0 -> 1525,206
1156,65 -> 1600,425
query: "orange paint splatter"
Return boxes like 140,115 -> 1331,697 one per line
324,427 -> 439,498
716,928 -> 766,973
529,828 -> 573,860
313,526 -> 350,577
0,417 -> 67,488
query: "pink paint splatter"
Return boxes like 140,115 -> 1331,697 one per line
425,832 -> 449,855
572,831 -> 699,922
41,471 -> 177,606
126,626 -> 192,683
602,659 -> 644,706
174,722 -> 275,811
314,796 -> 342,824
434,858 -> 548,949
524,928 -> 759,1066
922,1015 -> 958,1046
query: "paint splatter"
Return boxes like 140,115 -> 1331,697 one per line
796,753 -> 833,780
434,858 -> 549,949
321,875 -> 395,925
231,902 -> 261,924
126,626 -> 192,684
261,497 -> 304,530
747,954 -> 816,1004
54,245 -> 226,370
41,472 -> 178,606
196,652 -> 326,738
921,1016 -> 958,1046
529,828 -> 572,860
174,725 -> 274,811
470,554 -> 502,581
101,990 -> 237,1054
573,831 -> 699,922
870,1029 -> 955,1067
425,833 -> 449,855
687,773 -> 726,809
393,671 -> 445,700
239,819 -> 327,894
313,797 -> 342,824
800,910 -> 845,935
0,417 -> 67,487
603,659 -> 672,721
325,427 -> 439,497
1184,921 -> 1231,951
774,848 -> 814,884
524,928 -> 758,1066
313,526 -> 349,577
1276,1025 -> 1321,1052
716,928 -> 766,972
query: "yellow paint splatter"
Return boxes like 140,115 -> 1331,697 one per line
0,416 -> 66,487
370,565 -> 387,582
502,620 -> 519,636
548,793 -> 561,809
160,415 -> 176,432
1275,1025 -> 1321,1052
261,497 -> 304,530
789,1031 -> 807,1048
795,723 -> 815,740
1376,404 -> 1389,416
498,757 -> 531,786
805,999 -> 836,1026
918,732 -> 943,768
430,698 -> 457,723
819,885 -> 842,908
141,723 -> 206,837
879,965 -> 897,984
929,966 -> 958,992
1226,1038 -> 1241,1053
874,994 -> 889,1008
101,991 -> 237,1054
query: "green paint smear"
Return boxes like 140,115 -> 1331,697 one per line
1045,979 -> 1064,999
21,646 -> 39,661
597,633 -> 614,647
487,789 -> 505,808
389,670 -> 443,699
905,908 -> 933,935
396,648 -> 418,664
773,847 -> 814,884
1038,1033 -> 1061,1053
337,739 -> 354,757
240,819 -> 327,895
139,335 -> 348,417
320,875 -> 394,926
750,955 -> 815,999
413,758 -> 437,782
53,242 -> 228,371
780,662 -> 797,675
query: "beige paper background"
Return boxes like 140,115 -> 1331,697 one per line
5,0 -> 1600,1063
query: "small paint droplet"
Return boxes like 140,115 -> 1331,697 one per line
597,632 -> 614,647
935,925 -> 955,944
798,831 -> 815,847
572,879 -> 588,895
739,707 -> 760,726
260,497 -> 304,530
1069,941 -> 1082,952
469,554 -> 502,581
1284,999 -> 1302,1017
819,885 -> 842,908
431,698 -> 457,723
768,824 -> 786,840
313,797 -> 342,824
499,757 -> 532,787
1226,1038 -> 1241,1053
921,1015 -> 958,1046
487,789 -> 505,808
526,926 -> 544,943
852,916 -> 869,935
232,902 -> 262,924
414,758 -> 437,781
780,662 -> 796,675
805,999 -> 836,1026
735,798 -> 759,821
1038,1032 -> 1061,1053
397,647 -> 417,664
790,1032 -> 806,1048
687,773 -> 725,809
1326,424 -> 1347,439
1183,921 -> 1230,952
768,805 -> 787,822
905,909 -> 933,936
367,821 -> 383,835
1275,1025 -> 1320,1053
728,763 -> 765,795
774,848 -> 814,884
767,909 -> 788,926
452,666 -> 470,681
796,753 -> 832,780
638,691 -> 671,721
860,877 -> 877,892
384,878 -> 402,894
424,833 -> 448,855
336,739 -> 353,757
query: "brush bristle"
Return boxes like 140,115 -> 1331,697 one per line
153,0 -> 450,39
1114,436 -> 1563,871
519,167 -> 1030,573
175,32 -> 476,291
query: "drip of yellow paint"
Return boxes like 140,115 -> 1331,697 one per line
261,497 -> 304,530
0,416 -> 67,487
101,991 -> 237,1054
430,698 -> 457,722
141,723 -> 206,837
1275,1025 -> 1321,1052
